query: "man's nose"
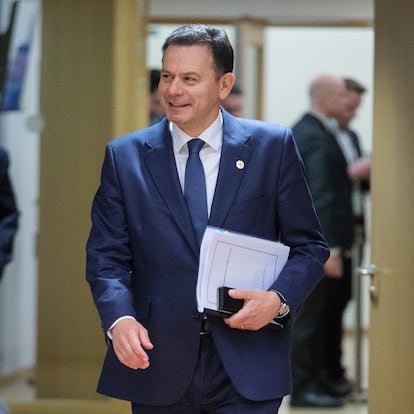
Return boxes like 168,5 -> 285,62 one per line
168,78 -> 183,94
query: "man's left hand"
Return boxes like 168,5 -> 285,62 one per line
223,289 -> 281,331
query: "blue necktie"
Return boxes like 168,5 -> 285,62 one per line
184,139 -> 208,246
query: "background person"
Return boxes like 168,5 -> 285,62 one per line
149,68 -> 165,125
320,77 -> 371,397
86,24 -> 329,414
340,77 -> 371,184
0,145 -> 19,283
221,82 -> 244,117
0,145 -> 18,414
290,74 -> 351,408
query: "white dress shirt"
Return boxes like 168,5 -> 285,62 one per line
171,112 -> 223,216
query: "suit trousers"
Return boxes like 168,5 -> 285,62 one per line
132,333 -> 283,414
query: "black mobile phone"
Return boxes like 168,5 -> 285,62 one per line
217,286 -> 244,314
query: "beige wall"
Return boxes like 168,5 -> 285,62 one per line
36,0 -> 148,404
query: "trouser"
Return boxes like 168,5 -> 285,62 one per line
132,334 -> 283,414
322,255 -> 352,380
291,278 -> 329,394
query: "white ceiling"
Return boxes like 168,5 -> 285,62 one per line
149,0 -> 374,25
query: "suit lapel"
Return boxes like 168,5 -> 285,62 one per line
144,115 -> 253,252
209,114 -> 253,228
143,122 -> 198,254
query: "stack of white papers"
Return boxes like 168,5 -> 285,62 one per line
196,226 -> 290,314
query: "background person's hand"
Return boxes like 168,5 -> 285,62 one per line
347,157 -> 371,180
324,254 -> 343,278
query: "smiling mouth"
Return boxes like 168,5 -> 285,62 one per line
169,102 -> 189,108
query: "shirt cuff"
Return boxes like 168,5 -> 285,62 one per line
107,315 -> 136,339
330,247 -> 341,257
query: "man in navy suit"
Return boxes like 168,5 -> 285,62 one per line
86,24 -> 329,414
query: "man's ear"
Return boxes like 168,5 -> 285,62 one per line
219,73 -> 236,100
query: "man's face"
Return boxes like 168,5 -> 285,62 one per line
159,44 -> 234,137
326,80 -> 348,120
337,90 -> 362,129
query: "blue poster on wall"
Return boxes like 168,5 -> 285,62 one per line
1,1 -> 39,111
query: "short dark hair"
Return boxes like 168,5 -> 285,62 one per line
161,24 -> 234,79
344,78 -> 367,94
150,69 -> 161,93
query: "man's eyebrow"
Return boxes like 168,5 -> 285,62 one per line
162,69 -> 199,76
182,72 -> 199,77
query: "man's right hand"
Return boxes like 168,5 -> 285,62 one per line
110,318 -> 154,370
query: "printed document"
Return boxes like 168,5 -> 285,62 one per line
196,226 -> 290,313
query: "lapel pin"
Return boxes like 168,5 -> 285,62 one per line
236,160 -> 245,170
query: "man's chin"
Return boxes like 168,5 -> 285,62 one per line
166,113 -> 188,126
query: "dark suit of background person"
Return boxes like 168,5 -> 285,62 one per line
0,145 -> 18,283
86,24 -> 329,414
0,145 -> 18,414
321,78 -> 371,396
290,74 -> 352,408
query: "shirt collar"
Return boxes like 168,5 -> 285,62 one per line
170,112 -> 223,155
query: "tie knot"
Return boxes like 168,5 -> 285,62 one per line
188,139 -> 205,155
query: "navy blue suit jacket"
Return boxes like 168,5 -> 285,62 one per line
86,110 -> 329,404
